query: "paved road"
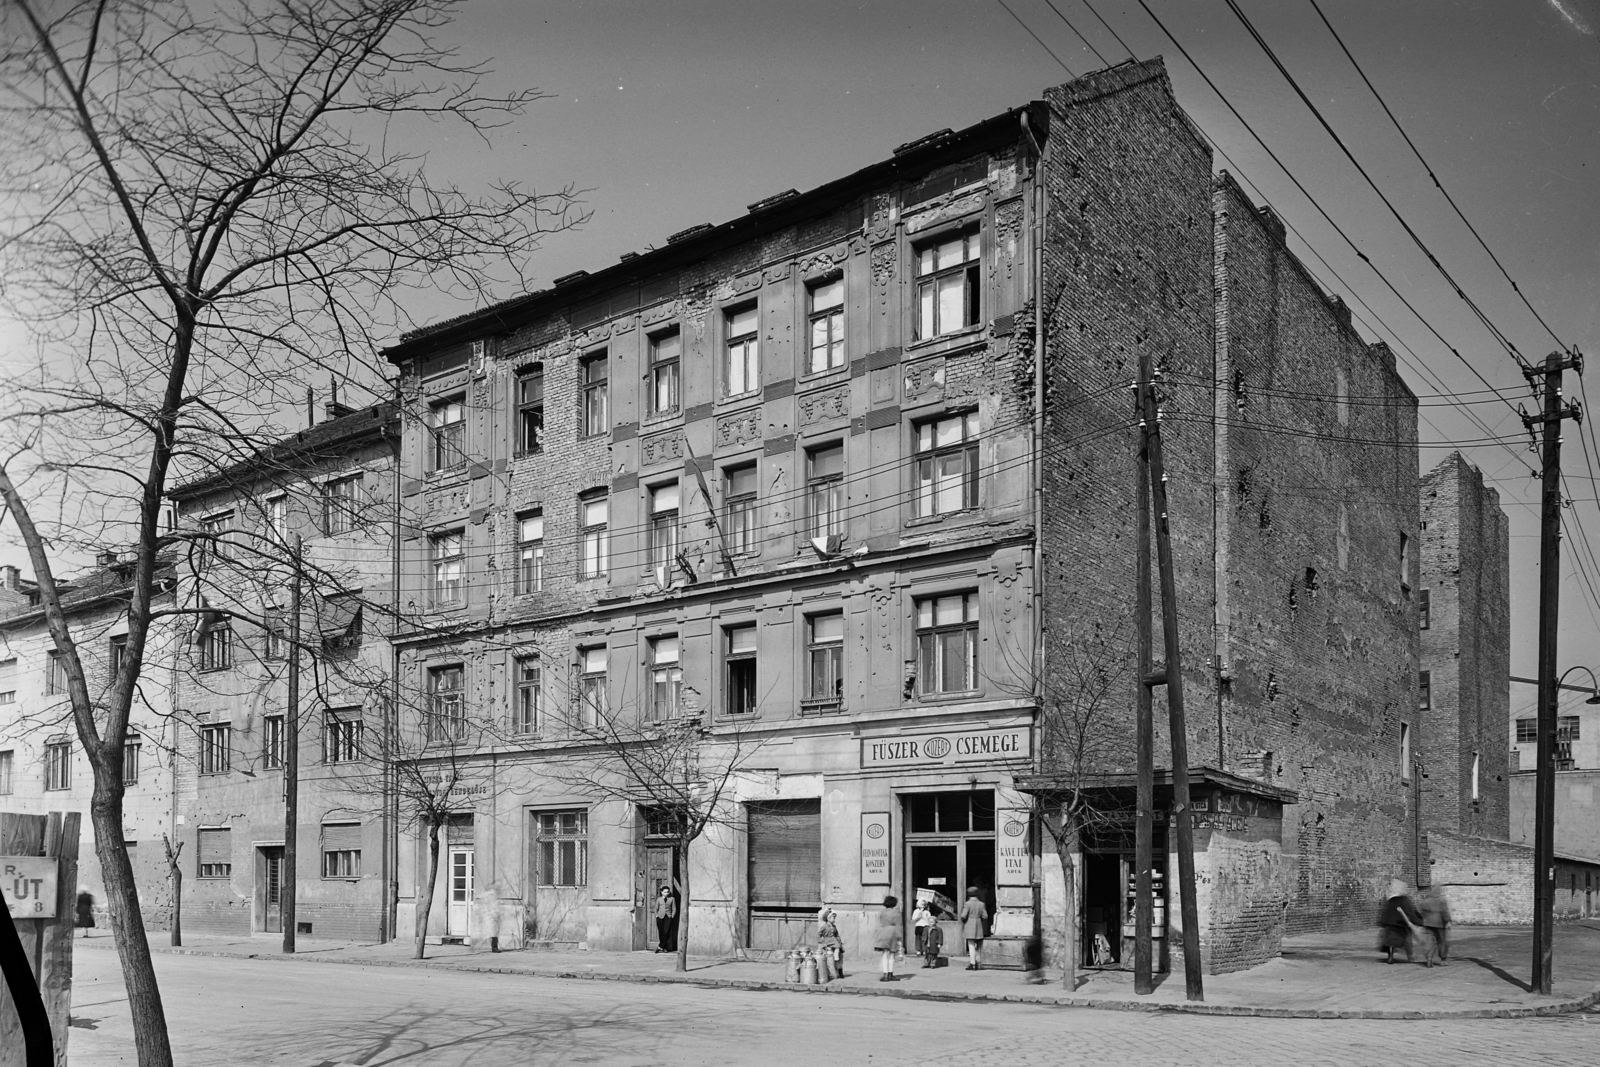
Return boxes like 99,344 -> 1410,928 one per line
68,949 -> 1598,1067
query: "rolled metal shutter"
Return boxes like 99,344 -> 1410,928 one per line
322,823 -> 361,851
747,799 -> 821,908
198,827 -> 231,866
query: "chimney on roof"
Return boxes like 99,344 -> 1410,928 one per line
306,386 -> 315,427
96,550 -> 118,568
324,401 -> 357,420
1,565 -> 20,590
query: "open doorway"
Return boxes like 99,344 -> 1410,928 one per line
1082,851 -> 1122,967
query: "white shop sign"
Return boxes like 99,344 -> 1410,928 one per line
2,855 -> 59,919
860,812 -> 891,885
860,726 -> 1030,768
997,810 -> 1032,886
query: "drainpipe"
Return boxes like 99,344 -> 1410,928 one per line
384,386 -> 403,943
1022,108 -> 1048,945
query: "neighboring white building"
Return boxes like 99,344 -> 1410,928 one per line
0,558 -> 181,926
1509,684 -> 1600,773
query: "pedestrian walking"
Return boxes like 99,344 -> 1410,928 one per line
1416,884 -> 1452,967
958,886 -> 989,971
912,899 -> 934,954
1376,879 -> 1420,964
74,889 -> 95,937
654,885 -> 678,953
872,895 -> 903,982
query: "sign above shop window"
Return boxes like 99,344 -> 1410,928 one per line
860,726 -> 1030,769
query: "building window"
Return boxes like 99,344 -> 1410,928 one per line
266,495 -> 288,543
428,665 -> 465,741
579,494 -> 609,579
323,475 -> 362,535
321,823 -> 361,879
1400,532 -> 1411,595
915,592 -> 979,696
915,230 -> 981,340
199,624 -> 233,672
517,367 -> 544,455
650,636 -> 682,720
200,511 -> 234,562
324,709 -> 364,763
806,443 -> 845,542
806,612 -> 844,709
0,750 -> 12,795
0,657 -> 14,705
109,636 -> 128,676
581,354 -> 608,437
649,331 -> 681,415
648,483 -> 680,587
200,723 -> 231,775
914,411 -> 979,517
46,651 -> 67,695
1559,715 -> 1581,742
514,655 -> 541,734
320,597 -> 363,654
1516,718 -> 1537,744
123,733 -> 141,785
578,646 -> 608,725
725,625 -> 757,716
432,530 -> 464,606
1400,722 -> 1412,780
197,827 -> 232,879
262,714 -> 285,770
724,305 -> 759,396
1419,588 -> 1431,630
1418,671 -> 1431,711
431,398 -> 466,472
44,741 -> 70,791
724,464 -> 758,556
535,811 -> 588,887
264,610 -> 286,661
808,277 -> 845,373
515,512 -> 544,594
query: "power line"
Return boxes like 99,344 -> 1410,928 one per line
1043,0 -> 1112,68
996,0 -> 1078,76
1081,0 -> 1138,60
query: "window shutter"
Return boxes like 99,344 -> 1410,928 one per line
198,827 -> 231,865
747,799 -> 821,908
322,823 -> 361,851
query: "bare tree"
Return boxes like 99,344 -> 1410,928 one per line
0,2 -> 580,1062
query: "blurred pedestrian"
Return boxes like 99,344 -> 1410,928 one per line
1417,884 -> 1452,967
959,886 -> 989,971
74,888 -> 95,937
872,895 -> 903,982
1376,879 -> 1420,964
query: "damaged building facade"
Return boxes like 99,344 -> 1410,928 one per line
372,58 -> 1468,973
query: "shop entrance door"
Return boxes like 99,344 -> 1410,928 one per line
260,847 -> 284,934
446,847 -> 474,937
903,791 -> 997,957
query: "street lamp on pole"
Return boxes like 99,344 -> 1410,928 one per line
1533,664 -> 1600,993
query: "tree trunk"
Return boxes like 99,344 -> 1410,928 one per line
674,840 -> 689,973
162,836 -> 182,948
414,820 -> 442,960
1053,814 -> 1080,992
92,781 -> 173,1066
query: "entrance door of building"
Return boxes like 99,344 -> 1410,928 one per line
446,847 -> 474,938
903,791 -> 998,956
645,845 -> 679,951
261,847 -> 284,934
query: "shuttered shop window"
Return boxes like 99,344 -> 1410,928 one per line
747,800 -> 821,910
198,827 -> 232,878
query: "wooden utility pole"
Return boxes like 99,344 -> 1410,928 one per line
1134,357 -> 1155,995
1139,354 -> 1204,1001
283,535 -> 302,955
1523,349 -> 1583,996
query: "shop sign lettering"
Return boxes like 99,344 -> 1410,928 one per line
997,810 -> 1031,886
2,856 -> 58,919
860,727 -> 1030,768
860,812 -> 891,885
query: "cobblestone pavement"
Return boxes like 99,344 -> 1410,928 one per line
67,948 -> 1598,1067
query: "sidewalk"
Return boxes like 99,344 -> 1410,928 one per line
79,920 -> 1600,1019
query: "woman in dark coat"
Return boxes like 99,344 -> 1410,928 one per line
74,889 -> 95,936
872,895 -> 904,982
1376,879 -> 1420,963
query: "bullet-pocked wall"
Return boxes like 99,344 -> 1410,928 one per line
1213,172 -> 1420,936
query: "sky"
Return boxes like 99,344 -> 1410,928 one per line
5,0 -> 1600,679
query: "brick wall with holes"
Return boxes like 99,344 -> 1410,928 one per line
1426,828 -> 1600,922
1213,169 -> 1421,937
1420,453 -> 1511,841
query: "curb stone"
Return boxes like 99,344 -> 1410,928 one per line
80,940 -> 1600,1019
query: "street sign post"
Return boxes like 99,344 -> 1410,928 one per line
1,854 -> 60,919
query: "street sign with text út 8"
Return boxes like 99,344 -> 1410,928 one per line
2,855 -> 59,919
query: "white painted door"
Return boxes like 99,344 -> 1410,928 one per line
447,847 -> 474,937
